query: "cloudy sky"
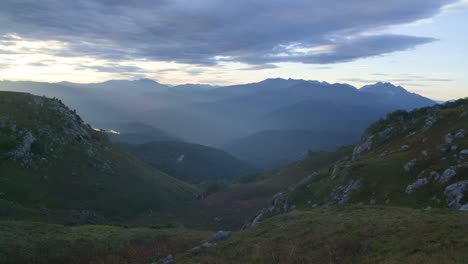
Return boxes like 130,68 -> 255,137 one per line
0,0 -> 467,100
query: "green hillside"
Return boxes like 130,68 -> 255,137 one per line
119,141 -> 256,183
0,92 -> 198,223
181,206 -> 468,263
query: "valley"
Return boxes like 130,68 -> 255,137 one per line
0,86 -> 466,263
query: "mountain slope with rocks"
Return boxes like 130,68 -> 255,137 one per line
0,91 -> 198,223
240,99 -> 468,227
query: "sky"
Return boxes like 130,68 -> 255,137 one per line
0,0 -> 467,100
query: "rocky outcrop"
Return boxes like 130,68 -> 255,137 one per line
438,167 -> 457,183
405,177 -> 429,194
152,254 -> 174,264
330,179 -> 362,205
212,230 -> 231,241
404,159 -> 417,173
444,180 -> 468,209
10,131 -> 35,160
352,136 -> 373,160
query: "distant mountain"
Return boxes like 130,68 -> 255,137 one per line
103,122 -> 178,144
0,92 -> 197,223
249,98 -> 468,213
360,82 -> 436,109
225,129 -> 361,169
119,141 -> 256,183
0,78 -> 437,168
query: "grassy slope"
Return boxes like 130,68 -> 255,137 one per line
0,91 -> 198,222
142,147 -> 352,230
267,99 -> 468,210
181,206 -> 468,264
0,220 -> 209,264
118,140 -> 255,183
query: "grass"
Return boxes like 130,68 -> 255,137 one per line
181,206 -> 468,264
0,220 -> 210,264
0,91 -> 199,223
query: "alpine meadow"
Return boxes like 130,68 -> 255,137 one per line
0,1 -> 467,263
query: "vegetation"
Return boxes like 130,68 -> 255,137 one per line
181,206 -> 468,263
119,140 -> 255,183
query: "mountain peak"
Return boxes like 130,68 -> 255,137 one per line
360,82 -> 435,109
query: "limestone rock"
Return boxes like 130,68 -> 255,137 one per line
444,180 -> 468,208
405,177 -> 429,194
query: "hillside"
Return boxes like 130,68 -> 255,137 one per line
119,141 -> 256,183
231,99 -> 468,229
181,206 -> 468,263
225,129 -> 362,169
104,122 -> 178,144
0,79 -> 436,166
0,92 -> 198,223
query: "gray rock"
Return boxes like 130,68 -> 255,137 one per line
154,255 -> 174,264
460,149 -> 468,156
190,246 -> 201,254
202,242 -> 216,248
330,179 -> 362,204
460,203 -> 468,211
445,133 -> 454,144
212,230 -> 231,241
439,167 -> 457,183
451,145 -> 458,152
352,136 -> 373,160
444,180 -> 468,208
421,150 -> 428,157
369,198 -> 377,205
10,131 -> 35,160
405,177 -> 429,194
404,159 -> 417,173
430,171 -> 440,181
400,145 -> 410,151
424,117 -> 436,130
406,131 -> 416,138
455,129 -> 465,139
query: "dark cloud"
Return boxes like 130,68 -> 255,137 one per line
0,0 -> 455,66
240,64 -> 279,70
79,64 -> 148,73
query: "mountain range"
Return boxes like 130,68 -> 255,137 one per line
0,78 -> 436,169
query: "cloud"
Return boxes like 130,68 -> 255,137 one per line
341,74 -> 453,86
79,64 -> 148,73
240,64 -> 279,70
0,0 -> 456,67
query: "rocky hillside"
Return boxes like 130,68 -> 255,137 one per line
0,92 -> 198,223
235,99 -> 468,228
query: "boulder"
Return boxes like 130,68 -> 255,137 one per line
154,255 -> 174,264
400,145 -> 410,151
439,167 -> 457,183
352,136 -> 373,160
424,116 -> 436,130
444,180 -> 468,208
405,177 -> 429,194
212,230 -> 231,241
455,129 -> 465,139
404,159 -> 417,173
460,149 -> 468,156
445,133 -> 454,144
202,242 -> 216,248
